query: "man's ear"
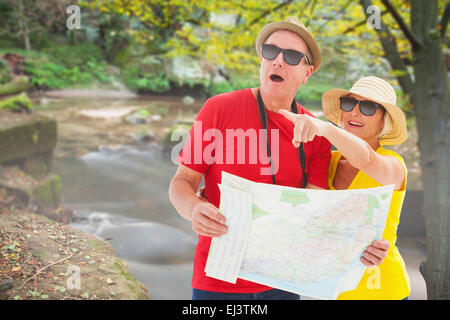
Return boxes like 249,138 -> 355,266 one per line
302,65 -> 314,84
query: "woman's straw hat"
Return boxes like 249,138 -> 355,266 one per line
322,76 -> 408,145
255,17 -> 322,72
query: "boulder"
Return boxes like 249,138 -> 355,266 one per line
0,110 -> 56,170
0,166 -> 67,222
0,76 -> 29,97
0,92 -> 32,113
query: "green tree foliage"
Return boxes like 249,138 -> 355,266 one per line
83,0 -> 441,100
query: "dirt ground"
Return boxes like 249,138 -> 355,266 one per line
0,190 -> 149,300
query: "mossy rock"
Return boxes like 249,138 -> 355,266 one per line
32,174 -> 61,209
23,150 -> 53,178
0,166 -> 61,211
0,92 -> 32,113
0,111 -> 57,164
0,76 -> 29,97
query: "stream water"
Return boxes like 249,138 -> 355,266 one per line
41,95 -> 200,300
55,142 -> 197,300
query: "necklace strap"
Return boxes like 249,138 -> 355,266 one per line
256,89 -> 308,187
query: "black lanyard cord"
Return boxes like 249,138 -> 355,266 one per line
256,89 -> 308,188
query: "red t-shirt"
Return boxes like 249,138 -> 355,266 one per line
177,88 -> 331,293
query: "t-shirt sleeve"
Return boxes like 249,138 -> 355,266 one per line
176,98 -> 220,174
307,136 -> 332,189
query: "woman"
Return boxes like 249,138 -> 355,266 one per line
280,76 -> 411,299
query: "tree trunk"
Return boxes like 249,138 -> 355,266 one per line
16,0 -> 32,51
360,0 -> 449,299
24,33 -> 31,52
410,0 -> 449,300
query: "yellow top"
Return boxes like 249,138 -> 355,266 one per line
328,146 -> 411,300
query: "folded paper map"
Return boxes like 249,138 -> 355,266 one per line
204,172 -> 394,299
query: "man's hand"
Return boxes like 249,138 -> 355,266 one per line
196,186 -> 206,199
169,165 -> 227,238
279,109 -> 328,148
191,201 -> 228,238
360,239 -> 390,267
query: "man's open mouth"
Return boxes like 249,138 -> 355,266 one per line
270,74 -> 284,82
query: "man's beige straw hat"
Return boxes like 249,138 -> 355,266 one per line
322,76 -> 408,145
255,16 -> 322,72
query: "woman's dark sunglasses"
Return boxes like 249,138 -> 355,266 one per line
261,44 -> 311,66
339,97 -> 384,116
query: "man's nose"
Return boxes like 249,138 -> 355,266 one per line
272,52 -> 284,66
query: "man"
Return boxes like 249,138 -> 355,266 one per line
168,17 -> 331,300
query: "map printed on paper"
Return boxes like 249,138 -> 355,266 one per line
204,172 -> 394,299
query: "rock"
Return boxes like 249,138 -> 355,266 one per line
78,107 -> 139,122
0,92 -> 32,113
150,114 -> 161,122
138,55 -> 164,76
0,111 -> 57,166
0,166 -> 69,223
22,151 -> 53,178
0,76 -> 29,97
182,96 -> 195,106
165,55 -> 209,86
124,113 -> 147,125
132,130 -> 154,143
0,280 -> 14,292
32,174 -> 61,210
40,97 -> 49,106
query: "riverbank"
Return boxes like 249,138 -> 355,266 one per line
0,190 -> 150,300
30,91 -> 202,159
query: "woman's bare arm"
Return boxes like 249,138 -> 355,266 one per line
280,110 -> 405,190
321,123 -> 405,190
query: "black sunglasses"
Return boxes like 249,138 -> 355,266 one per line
261,44 -> 311,66
339,97 -> 384,116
